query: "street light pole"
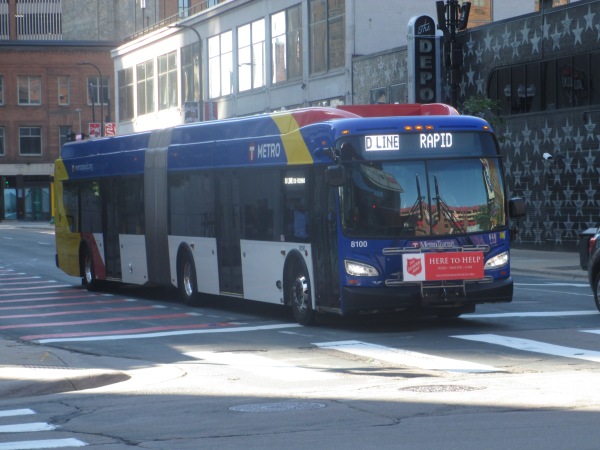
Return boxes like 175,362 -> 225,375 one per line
77,62 -> 105,136
169,23 -> 203,121
436,0 -> 471,107
75,108 -> 82,134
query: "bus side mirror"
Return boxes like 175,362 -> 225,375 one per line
508,197 -> 525,218
326,165 -> 345,186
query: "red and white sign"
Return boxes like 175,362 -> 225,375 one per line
89,123 -> 101,138
105,122 -> 117,136
402,252 -> 484,282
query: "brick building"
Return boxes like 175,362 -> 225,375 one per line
0,42 -> 116,220
0,0 -> 204,221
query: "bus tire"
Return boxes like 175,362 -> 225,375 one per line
286,258 -> 315,326
81,246 -> 101,291
178,251 -> 201,306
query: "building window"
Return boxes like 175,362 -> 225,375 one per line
181,42 -> 200,103
309,0 -> 345,74
136,59 -> 155,116
0,1 -> 8,40
489,50 -> 599,115
19,127 -> 42,156
86,76 -> 109,106
118,68 -> 134,121
238,18 -> 265,92
208,30 -> 233,98
58,76 -> 70,105
158,50 -> 177,110
0,75 -> 4,105
271,5 -> 303,84
59,125 -> 71,149
178,0 -> 189,18
18,76 -> 41,105
0,127 -> 4,156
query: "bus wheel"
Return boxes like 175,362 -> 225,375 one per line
178,253 -> 201,306
287,261 -> 314,326
81,247 -> 101,291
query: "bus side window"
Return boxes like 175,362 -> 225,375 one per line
62,182 -> 79,233
283,170 -> 309,241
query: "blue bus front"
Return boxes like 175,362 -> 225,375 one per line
330,116 -> 518,316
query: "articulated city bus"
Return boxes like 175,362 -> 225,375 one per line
54,104 -> 524,325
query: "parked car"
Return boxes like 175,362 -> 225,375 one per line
586,229 -> 600,312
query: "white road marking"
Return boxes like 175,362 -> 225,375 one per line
185,351 -> 335,380
0,423 -> 55,433
515,283 -> 589,287
0,438 -> 87,449
468,310 -> 598,318
313,340 -> 500,373
34,323 -> 302,344
453,334 -> 600,363
0,409 -> 35,418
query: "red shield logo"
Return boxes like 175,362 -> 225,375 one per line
406,258 -> 422,276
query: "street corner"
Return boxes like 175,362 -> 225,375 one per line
0,366 -> 131,399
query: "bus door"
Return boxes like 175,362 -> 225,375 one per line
103,180 -> 122,279
311,167 -> 339,307
216,173 -> 243,296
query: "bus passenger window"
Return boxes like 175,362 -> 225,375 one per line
283,170 -> 310,242
62,182 -> 79,232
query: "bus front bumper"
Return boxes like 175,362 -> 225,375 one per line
340,277 -> 513,315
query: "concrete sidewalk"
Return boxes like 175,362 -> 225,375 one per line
510,248 -> 587,281
0,220 -> 591,399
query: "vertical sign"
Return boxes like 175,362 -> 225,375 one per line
184,101 -> 200,123
105,123 -> 117,136
89,123 -> 101,138
204,101 -> 218,121
407,15 -> 439,103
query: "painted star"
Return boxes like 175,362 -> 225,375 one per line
551,24 -> 562,50
561,12 -> 573,36
502,26 -> 511,48
541,121 -> 552,144
530,30 -> 541,54
586,182 -> 596,206
562,118 -> 573,143
520,22 -> 530,44
584,5 -> 596,31
542,17 -> 551,39
466,35 -> 475,56
511,36 -> 520,58
522,123 -> 532,144
573,20 -> 583,46
584,116 -> 597,140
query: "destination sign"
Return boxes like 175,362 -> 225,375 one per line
365,135 -> 400,151
419,132 -> 453,149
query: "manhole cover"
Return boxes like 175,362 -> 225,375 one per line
230,402 -> 327,413
399,384 -> 484,393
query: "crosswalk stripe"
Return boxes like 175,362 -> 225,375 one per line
0,409 -> 35,418
0,423 -> 55,433
313,340 -> 501,373
185,351 -> 335,380
468,310 -> 598,318
452,334 -> 600,362
0,438 -> 87,449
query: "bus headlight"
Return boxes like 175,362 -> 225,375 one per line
344,260 -> 379,277
484,251 -> 509,270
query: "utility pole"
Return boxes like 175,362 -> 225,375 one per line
436,0 -> 471,107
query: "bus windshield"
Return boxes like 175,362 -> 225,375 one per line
341,157 -> 506,238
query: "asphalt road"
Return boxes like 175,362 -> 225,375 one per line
1,226 -> 600,449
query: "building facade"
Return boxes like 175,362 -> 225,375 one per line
461,0 -> 600,249
112,0 -> 547,135
0,0 -> 201,221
